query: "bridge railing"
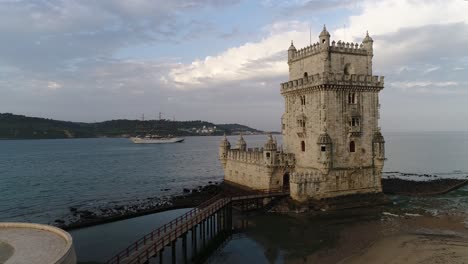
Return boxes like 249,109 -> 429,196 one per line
106,187 -> 288,264
127,197 -> 231,264
106,193 -> 224,264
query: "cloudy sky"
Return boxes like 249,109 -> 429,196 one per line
0,0 -> 467,131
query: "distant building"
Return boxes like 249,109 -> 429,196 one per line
219,26 -> 385,201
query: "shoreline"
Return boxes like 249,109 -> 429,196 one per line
54,178 -> 468,231
57,184 -> 222,231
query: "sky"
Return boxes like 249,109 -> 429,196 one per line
0,0 -> 467,132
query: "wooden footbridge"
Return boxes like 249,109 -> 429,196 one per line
106,188 -> 288,264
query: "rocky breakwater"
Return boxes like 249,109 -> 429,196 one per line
56,183 -> 221,230
382,171 -> 468,196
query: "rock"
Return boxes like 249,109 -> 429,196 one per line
183,188 -> 190,193
70,207 -> 77,212
54,219 -> 65,224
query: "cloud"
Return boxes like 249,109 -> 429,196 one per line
0,0 -> 240,73
391,81 -> 458,89
168,21 -> 313,89
333,0 -> 468,40
47,81 -> 63,91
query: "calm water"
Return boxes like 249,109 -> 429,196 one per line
70,208 -> 191,262
1,133 -> 468,224
1,133 -> 468,263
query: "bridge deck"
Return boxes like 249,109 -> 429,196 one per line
106,189 -> 288,264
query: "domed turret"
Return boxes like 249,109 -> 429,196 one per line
373,130 -> 385,143
264,134 -> 277,151
319,25 -> 330,47
362,31 -> 373,43
362,31 -> 374,55
219,133 -> 231,168
373,129 -> 385,162
288,40 -> 296,62
220,133 -> 231,148
236,133 -> 247,151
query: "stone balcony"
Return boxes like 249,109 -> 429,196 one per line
280,73 -> 384,94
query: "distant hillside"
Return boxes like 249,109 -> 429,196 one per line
0,113 -> 263,139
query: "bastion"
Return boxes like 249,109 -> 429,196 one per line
0,222 -> 76,264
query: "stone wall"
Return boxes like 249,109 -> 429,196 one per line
224,159 -> 285,190
290,167 -> 382,201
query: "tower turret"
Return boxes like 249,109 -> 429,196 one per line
319,25 -> 330,48
372,128 -> 385,168
362,31 -> 373,54
236,133 -> 247,151
219,134 -> 231,168
317,131 -> 332,172
362,31 -> 374,75
288,41 -> 296,63
263,134 -> 277,165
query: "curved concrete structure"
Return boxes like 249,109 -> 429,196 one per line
0,222 -> 76,264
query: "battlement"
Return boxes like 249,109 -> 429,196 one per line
290,41 -> 321,61
330,40 -> 368,55
281,73 -> 384,94
290,40 -> 369,63
291,171 -> 326,184
225,148 -> 295,167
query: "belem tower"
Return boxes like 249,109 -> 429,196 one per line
219,26 -> 385,202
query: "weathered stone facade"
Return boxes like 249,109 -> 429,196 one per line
219,26 -> 385,202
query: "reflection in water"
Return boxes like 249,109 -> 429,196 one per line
208,208 -> 384,264
71,208 -> 190,263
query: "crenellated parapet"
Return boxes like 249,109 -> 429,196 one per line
281,72 -> 384,94
289,39 -> 370,63
289,42 -> 321,61
226,148 -> 295,167
329,40 -> 368,55
226,148 -> 264,163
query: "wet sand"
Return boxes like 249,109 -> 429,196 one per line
341,234 -> 468,264
306,212 -> 468,264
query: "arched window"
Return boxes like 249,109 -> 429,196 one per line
348,93 -> 356,104
349,141 -> 355,153
344,63 -> 353,75
301,141 -> 306,152
303,72 -> 308,79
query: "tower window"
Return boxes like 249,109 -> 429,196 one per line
348,93 -> 356,104
344,63 -> 353,75
266,152 -> 270,158
351,117 -> 360,127
301,141 -> 306,152
321,145 -> 326,152
299,95 -> 306,105
349,141 -> 356,153
304,72 -> 308,79
297,120 -> 305,128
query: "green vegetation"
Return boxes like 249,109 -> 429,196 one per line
0,113 -> 263,139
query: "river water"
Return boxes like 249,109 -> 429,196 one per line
1,133 -> 468,224
1,133 -> 468,263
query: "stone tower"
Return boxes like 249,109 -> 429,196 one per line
281,26 -> 385,201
